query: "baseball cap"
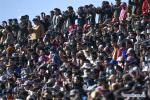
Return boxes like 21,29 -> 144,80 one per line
70,89 -> 79,96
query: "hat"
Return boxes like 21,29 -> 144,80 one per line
0,76 -> 5,82
142,66 -> 149,72
22,80 -> 32,86
26,94 -> 35,100
15,44 -> 20,49
15,99 -> 23,100
95,86 -> 104,92
141,31 -> 145,34
59,66 -> 67,72
98,45 -> 103,50
81,62 -> 92,69
82,73 -> 89,78
129,66 -> 138,74
12,53 -> 19,58
70,89 -> 79,96
46,78 -> 55,84
126,56 -> 136,65
21,68 -> 30,75
20,16 -> 26,20
86,84 -> 97,91
0,57 -> 4,61
108,74 -> 115,80
146,24 -> 150,34
6,63 -> 11,67
117,56 -> 123,62
126,48 -> 134,55
147,29 -> 150,34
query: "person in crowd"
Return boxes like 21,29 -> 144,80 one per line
0,0 -> 150,99
28,17 -> 45,40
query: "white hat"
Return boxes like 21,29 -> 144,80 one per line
108,74 -> 115,80
126,56 -> 135,62
132,66 -> 138,71
22,80 -> 32,86
15,44 -> 20,49
141,31 -> 145,34
81,63 -> 92,69
147,29 -> 150,34
82,73 -> 89,78
86,84 -> 97,91
126,48 -> 134,55
117,56 -> 123,62
26,94 -> 35,100
142,66 -> 149,72
129,66 -> 138,74
0,76 -> 5,82
98,45 -> 103,50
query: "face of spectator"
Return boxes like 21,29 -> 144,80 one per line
76,43 -> 81,51
9,59 -> 15,66
103,59 -> 109,67
20,17 -> 26,23
68,8 -> 73,13
115,0 -> 121,6
33,20 -> 39,25
39,50 -> 45,56
65,50 -> 70,57
111,41 -> 117,47
39,68 -> 46,75
73,76 -> 80,83
50,11 -> 54,16
127,42 -> 132,48
2,21 -> 7,27
63,72 -> 68,78
54,10 -> 59,15
36,16 -> 41,20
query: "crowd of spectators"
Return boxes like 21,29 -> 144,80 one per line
0,0 -> 150,99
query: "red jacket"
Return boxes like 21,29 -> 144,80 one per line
142,0 -> 149,16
